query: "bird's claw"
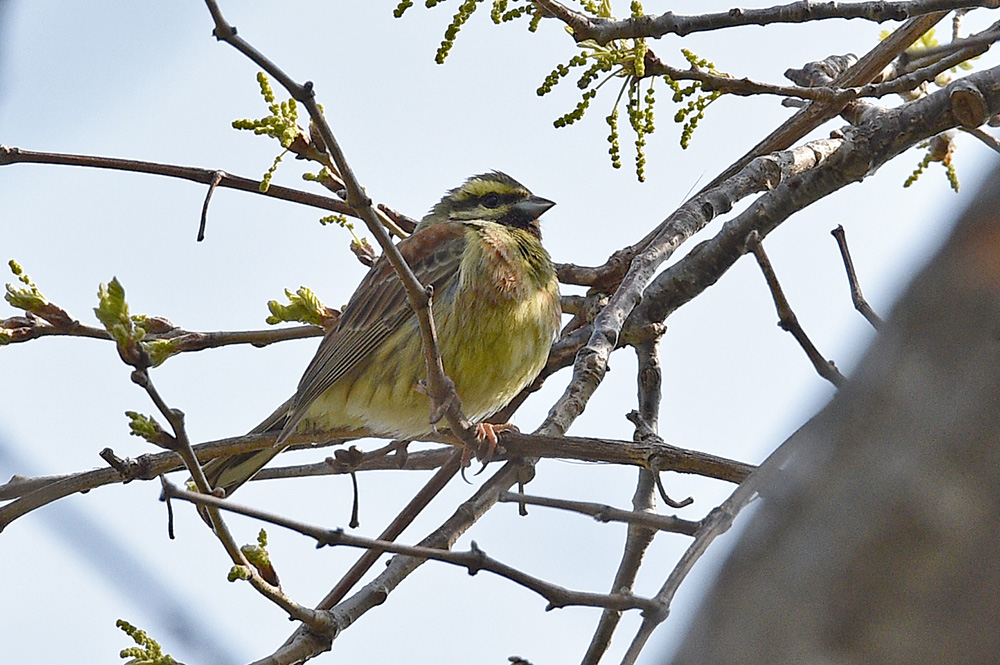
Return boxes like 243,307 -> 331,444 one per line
476,422 -> 517,462
457,423 -> 518,480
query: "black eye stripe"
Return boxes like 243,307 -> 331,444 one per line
452,192 -> 524,211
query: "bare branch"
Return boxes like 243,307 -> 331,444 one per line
0,431 -> 349,529
311,450 -> 464,611
667,165 -> 1000,663
274,460 -> 529,660
620,485 -> 748,665
0,430 -> 751,530
119,359 -> 327,627
254,445 -> 455,481
644,57 -> 857,103
2,315 -> 111,344
251,430 -> 754,484
900,16 -> 1000,68
2,309 -> 323,350
960,125 -> 1000,153
582,329 -> 666,664
198,170 -> 223,241
858,20 -> 1000,106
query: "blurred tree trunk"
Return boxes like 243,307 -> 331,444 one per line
671,160 -> 1000,665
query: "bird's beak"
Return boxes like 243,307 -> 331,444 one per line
514,196 -> 556,220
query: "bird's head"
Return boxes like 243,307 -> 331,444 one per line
417,171 -> 555,236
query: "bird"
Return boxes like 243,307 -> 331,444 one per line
200,172 -> 561,500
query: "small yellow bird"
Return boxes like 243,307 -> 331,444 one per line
201,172 -> 561,498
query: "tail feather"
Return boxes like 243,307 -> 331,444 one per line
194,398 -> 293,523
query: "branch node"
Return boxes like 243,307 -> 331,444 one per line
212,23 -> 236,41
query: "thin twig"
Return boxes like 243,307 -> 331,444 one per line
1,312 -> 322,348
960,125 -> 1000,154
619,492 -> 739,665
831,225 -> 884,329
241,431 -> 755,484
900,17 -> 1000,68
745,231 -> 846,387
253,445 -> 451,480
643,58 -> 857,103
260,460 -> 533,661
700,13 -> 950,192
618,409 -> 827,665
869,32 -> 999,99
627,65 -> 1000,345
539,133 -> 847,437
3,274 -> 326,350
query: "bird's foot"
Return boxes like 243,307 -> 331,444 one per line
474,422 -> 518,463
458,423 -> 518,479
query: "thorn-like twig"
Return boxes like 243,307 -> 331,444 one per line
653,471 -> 695,509
198,170 -> 223,241
745,231 -> 846,387
831,225 -> 884,329
331,446 -> 365,528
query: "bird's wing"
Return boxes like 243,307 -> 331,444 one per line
280,221 -> 469,438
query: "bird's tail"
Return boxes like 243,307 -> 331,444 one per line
194,398 -> 293,522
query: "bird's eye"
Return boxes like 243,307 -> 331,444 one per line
483,193 -> 501,208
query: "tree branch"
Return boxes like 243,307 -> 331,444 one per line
124,360 -> 327,628
2,314 -> 322,350
700,13 -> 950,192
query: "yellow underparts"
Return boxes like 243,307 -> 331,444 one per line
299,222 -> 559,440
